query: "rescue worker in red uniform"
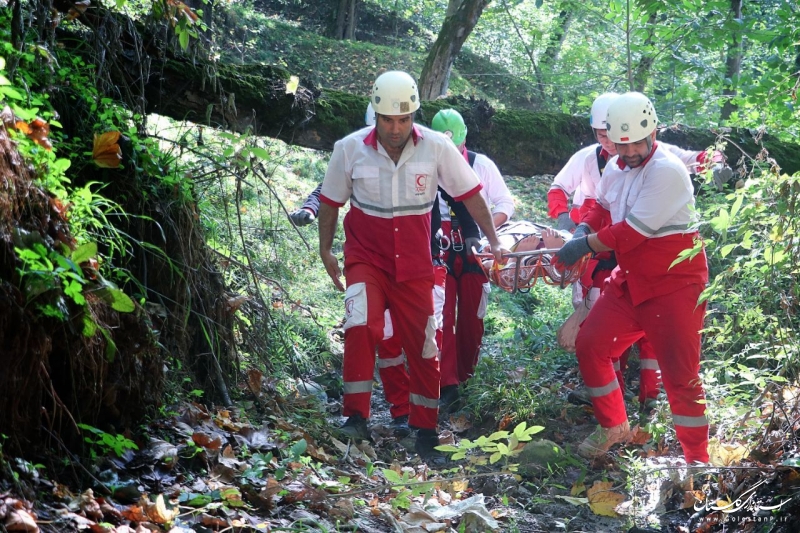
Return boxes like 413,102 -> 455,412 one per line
291,105 -> 478,438
430,109 -> 514,410
554,92 -> 710,464
317,71 -> 504,462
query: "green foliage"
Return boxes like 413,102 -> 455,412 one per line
693,160 -> 800,440
380,468 -> 436,510
77,424 -> 139,458
436,422 -> 544,470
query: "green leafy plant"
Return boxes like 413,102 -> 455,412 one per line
77,424 -> 139,458
381,468 -> 435,510
435,422 -> 544,471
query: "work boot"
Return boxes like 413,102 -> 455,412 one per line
577,421 -> 631,459
390,415 -> 410,437
414,429 -> 447,466
567,387 -> 592,406
338,415 -> 369,441
439,385 -> 460,412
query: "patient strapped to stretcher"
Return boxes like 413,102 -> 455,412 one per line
474,221 -> 589,293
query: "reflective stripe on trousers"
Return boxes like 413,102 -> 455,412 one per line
576,283 -> 709,463
342,261 -> 439,429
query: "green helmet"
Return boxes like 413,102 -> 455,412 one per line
431,109 -> 467,146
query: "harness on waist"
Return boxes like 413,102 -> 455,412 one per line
445,150 -> 484,277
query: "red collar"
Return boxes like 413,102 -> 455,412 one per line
600,148 -> 610,159
461,145 -> 469,162
615,141 -> 659,169
363,124 -> 423,150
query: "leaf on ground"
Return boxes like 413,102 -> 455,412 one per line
192,431 -> 223,451
146,494 -> 178,524
683,490 -> 703,509
448,415 -> 472,433
629,425 -> 650,445
306,442 -> 335,464
708,438 -> 750,466
586,481 -> 625,517
4,509 -> 39,532
555,495 -> 588,506
570,481 -> 586,496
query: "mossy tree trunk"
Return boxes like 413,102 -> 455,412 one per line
418,0 -> 490,100
139,55 -> 800,176
56,6 -> 800,177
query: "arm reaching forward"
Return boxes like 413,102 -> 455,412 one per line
317,203 -> 344,291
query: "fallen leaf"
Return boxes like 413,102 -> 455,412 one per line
92,131 -> 122,168
587,480 -> 625,517
708,438 -> 750,466
498,415 -> 514,431
192,431 -> 223,451
147,494 -> 178,524
570,481 -> 586,496
14,118 -> 52,150
629,425 -> 651,445
555,495 -> 588,506
4,509 -> 39,532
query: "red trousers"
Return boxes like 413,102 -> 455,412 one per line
614,337 -> 661,402
585,263 -> 662,402
576,283 -> 709,463
377,266 -> 447,419
342,261 -> 440,429
441,265 -> 490,387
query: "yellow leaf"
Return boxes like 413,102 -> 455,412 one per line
92,131 -> 122,168
587,481 -> 625,517
708,437 -> 750,467
571,481 -> 586,496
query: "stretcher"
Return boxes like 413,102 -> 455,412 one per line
472,221 -> 590,294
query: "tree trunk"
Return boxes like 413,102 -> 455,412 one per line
334,0 -> 348,39
345,0 -> 357,40
418,0 -> 490,100
139,56 -> 800,176
540,6 -> 573,70
719,0 -> 744,122
334,0 -> 357,40
632,11 -> 658,92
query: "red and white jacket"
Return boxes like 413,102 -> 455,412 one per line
320,125 -> 482,282
549,142 -> 710,223
582,143 -> 709,306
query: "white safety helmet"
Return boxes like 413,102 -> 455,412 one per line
371,71 -> 420,116
365,102 -> 375,126
605,92 -> 658,144
589,92 -> 619,130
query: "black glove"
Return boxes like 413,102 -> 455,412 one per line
289,209 -> 315,227
572,223 -> 591,240
554,236 -> 593,267
592,253 -> 618,274
712,165 -> 733,191
465,237 -> 482,255
556,213 -> 576,232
